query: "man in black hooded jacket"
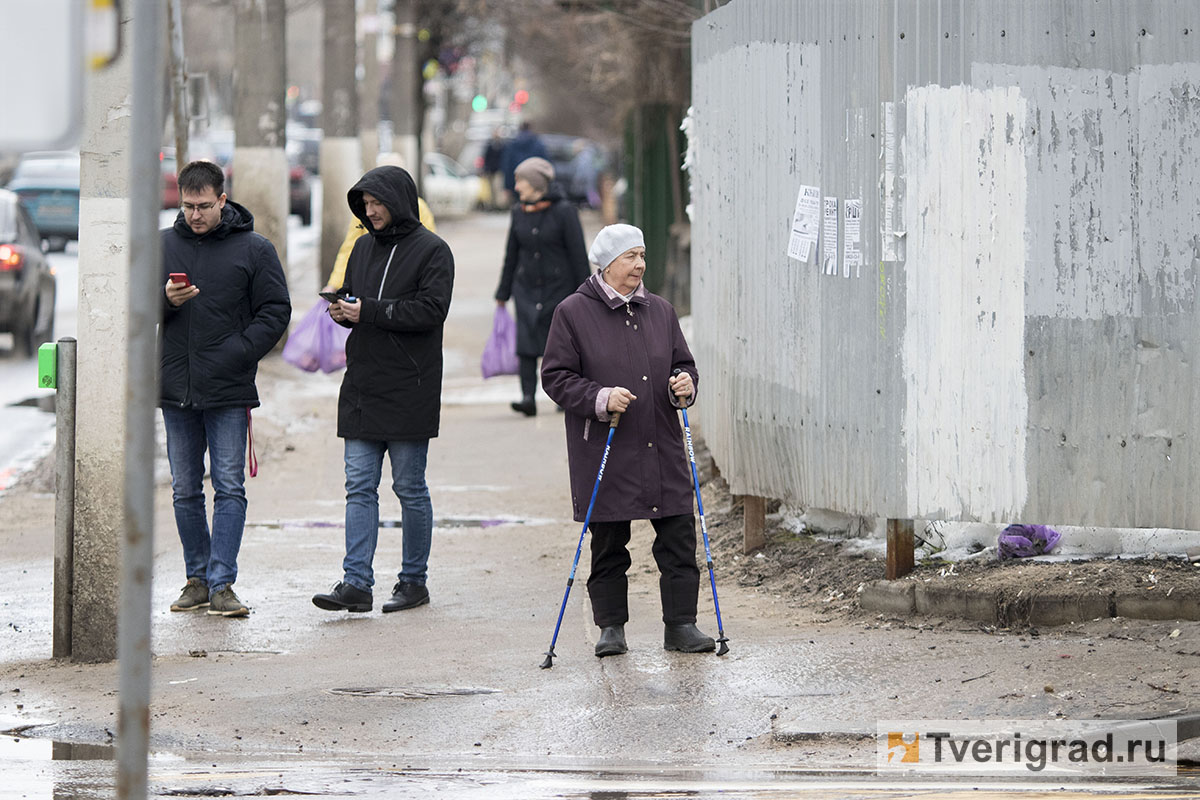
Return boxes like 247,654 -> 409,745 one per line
161,160 -> 291,618
312,165 -> 454,615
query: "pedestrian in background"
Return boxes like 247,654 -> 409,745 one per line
161,160 -> 291,618
541,224 -> 715,658
312,164 -> 454,615
494,157 -> 589,416
501,121 -> 548,199
482,128 -> 507,210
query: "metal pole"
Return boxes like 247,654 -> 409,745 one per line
119,1 -> 164,797
52,337 -> 76,660
167,0 -> 189,164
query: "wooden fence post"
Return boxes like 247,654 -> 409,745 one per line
743,495 -> 766,553
886,518 -> 915,579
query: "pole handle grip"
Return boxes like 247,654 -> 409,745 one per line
609,411 -> 621,429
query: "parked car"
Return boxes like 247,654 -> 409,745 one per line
540,134 -> 605,208
161,149 -> 180,209
6,151 -> 80,251
0,189 -> 57,356
286,123 -> 321,175
422,152 -> 477,219
220,160 -> 313,226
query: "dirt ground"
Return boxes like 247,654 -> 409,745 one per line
698,474 -> 1200,631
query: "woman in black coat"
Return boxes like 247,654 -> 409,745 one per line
494,157 -> 590,415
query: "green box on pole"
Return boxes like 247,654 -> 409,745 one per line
38,342 -> 57,389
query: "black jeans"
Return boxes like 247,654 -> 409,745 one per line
587,514 -> 700,626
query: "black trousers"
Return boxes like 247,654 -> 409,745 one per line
586,514 -> 700,626
518,355 -> 538,401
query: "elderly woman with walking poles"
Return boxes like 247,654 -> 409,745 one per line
540,224 -> 716,659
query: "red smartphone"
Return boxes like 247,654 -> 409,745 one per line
168,272 -> 191,287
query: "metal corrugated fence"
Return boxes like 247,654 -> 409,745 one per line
690,0 -> 1200,527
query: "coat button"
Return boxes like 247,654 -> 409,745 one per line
534,252 -> 541,259
536,302 -> 543,310
531,227 -> 539,234
633,324 -> 638,330
625,320 -> 630,326
647,442 -> 653,448
642,376 -> 647,381
652,506 -> 658,512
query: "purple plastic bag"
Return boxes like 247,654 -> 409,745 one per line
481,305 -> 519,378
998,524 -> 1061,560
282,299 -> 350,374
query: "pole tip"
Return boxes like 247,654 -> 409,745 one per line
716,637 -> 730,656
539,651 -> 555,669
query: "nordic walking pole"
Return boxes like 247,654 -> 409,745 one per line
673,369 -> 729,655
540,412 -> 621,669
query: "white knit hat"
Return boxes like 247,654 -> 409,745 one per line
588,224 -> 645,269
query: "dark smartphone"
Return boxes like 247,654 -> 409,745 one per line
319,291 -> 340,303
168,272 -> 191,287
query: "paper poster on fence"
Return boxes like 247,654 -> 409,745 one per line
787,184 -> 821,262
822,197 -> 839,275
842,198 -> 862,278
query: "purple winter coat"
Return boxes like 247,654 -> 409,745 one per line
541,275 -> 698,523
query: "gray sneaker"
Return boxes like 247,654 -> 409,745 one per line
206,586 -> 250,617
170,578 -> 209,611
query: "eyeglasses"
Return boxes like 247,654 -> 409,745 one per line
181,201 -> 218,213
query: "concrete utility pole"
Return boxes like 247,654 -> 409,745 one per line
167,0 -> 189,163
74,0 -> 138,665
233,0 -> 288,264
120,0 -> 166,794
359,0 -> 381,172
320,0 -> 362,288
390,0 -> 420,185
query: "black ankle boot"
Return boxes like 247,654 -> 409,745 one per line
595,624 -> 627,657
510,398 -> 536,416
312,581 -> 372,613
664,623 -> 716,653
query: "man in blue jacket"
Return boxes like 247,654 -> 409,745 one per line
161,160 -> 291,618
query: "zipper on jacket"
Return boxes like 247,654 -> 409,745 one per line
377,244 -> 398,299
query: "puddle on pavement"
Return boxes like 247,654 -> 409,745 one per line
328,686 -> 501,698
250,516 -> 546,531
0,735 -> 114,761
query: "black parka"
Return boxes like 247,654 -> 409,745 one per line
159,200 -> 291,410
336,166 -> 455,441
494,186 -> 589,357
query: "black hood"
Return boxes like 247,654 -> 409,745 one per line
347,166 -> 421,243
172,199 -> 255,240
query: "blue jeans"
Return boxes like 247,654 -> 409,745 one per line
342,438 -> 432,591
162,406 -> 248,595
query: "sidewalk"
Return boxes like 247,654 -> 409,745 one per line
1,210 -> 1199,786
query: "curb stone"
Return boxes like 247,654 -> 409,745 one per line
861,580 -> 1200,626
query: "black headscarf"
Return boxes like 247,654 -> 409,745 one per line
346,165 -> 422,243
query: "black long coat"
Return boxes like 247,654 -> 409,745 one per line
336,166 -> 455,441
159,200 -> 291,410
541,275 -> 698,523
494,188 -> 589,357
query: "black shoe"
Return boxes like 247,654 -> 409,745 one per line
382,581 -> 430,613
510,399 -> 536,416
664,623 -> 716,653
312,581 -> 372,613
595,624 -> 627,657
